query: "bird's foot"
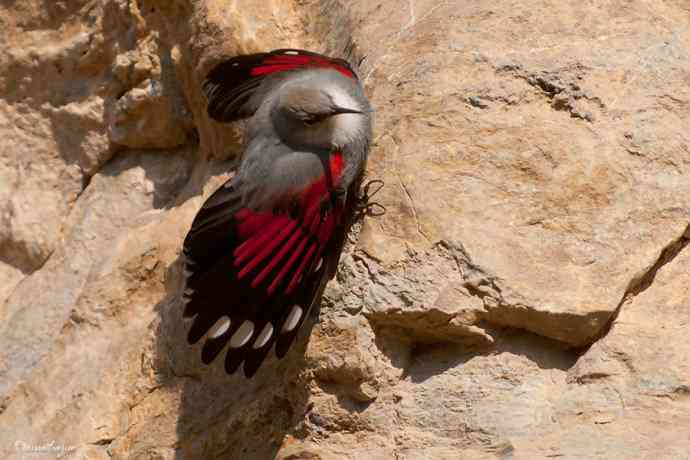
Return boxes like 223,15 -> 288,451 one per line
356,179 -> 386,218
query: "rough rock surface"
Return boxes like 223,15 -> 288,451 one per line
1,0 -> 689,459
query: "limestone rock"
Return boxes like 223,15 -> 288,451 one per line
1,0 -> 689,459
350,0 -> 690,347
109,78 -> 190,149
0,100 -> 85,273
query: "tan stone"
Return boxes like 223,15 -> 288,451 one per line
109,78 -> 190,149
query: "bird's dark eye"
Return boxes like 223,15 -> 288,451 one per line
302,113 -> 329,126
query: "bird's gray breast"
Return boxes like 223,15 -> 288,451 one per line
237,136 -> 328,211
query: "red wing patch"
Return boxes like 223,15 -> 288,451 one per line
232,202 -> 338,296
204,49 -> 358,122
250,50 -> 356,79
232,152 -> 345,296
182,151 -> 350,377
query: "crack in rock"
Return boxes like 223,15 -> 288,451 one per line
441,240 -> 610,347
592,222 -> 690,343
496,63 -> 605,122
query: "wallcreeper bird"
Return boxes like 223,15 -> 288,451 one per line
182,49 -> 373,377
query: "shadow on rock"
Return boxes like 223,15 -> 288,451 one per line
152,247 -> 315,459
371,322 -> 579,385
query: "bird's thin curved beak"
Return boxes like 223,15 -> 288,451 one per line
332,106 -> 375,115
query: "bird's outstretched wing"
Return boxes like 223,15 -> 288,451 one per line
182,152 -> 358,377
203,49 -> 358,122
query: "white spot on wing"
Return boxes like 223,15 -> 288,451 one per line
209,316 -> 231,339
284,50 -> 299,55
314,257 -> 324,272
282,305 -> 303,332
230,320 -> 255,348
253,323 -> 274,349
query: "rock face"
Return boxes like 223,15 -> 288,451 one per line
1,0 -> 689,459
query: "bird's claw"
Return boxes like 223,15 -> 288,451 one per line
358,202 -> 386,217
360,179 -> 384,200
356,179 -> 386,218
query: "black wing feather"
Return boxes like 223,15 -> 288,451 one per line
181,174 -> 360,378
203,55 -> 270,122
203,49 -> 358,123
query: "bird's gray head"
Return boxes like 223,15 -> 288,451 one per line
271,76 -> 371,150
